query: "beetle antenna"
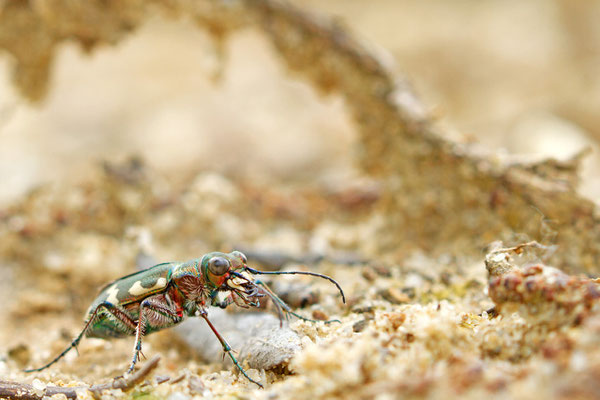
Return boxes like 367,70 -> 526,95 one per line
254,279 -> 341,325
256,285 -> 287,327
245,267 -> 346,304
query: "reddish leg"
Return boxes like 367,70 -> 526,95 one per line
127,295 -> 182,373
198,309 -> 263,388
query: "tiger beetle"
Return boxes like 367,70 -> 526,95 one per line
25,251 -> 345,388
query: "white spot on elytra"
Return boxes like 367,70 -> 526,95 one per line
128,277 -> 167,296
106,284 -> 119,304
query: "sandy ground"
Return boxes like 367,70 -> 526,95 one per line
1,1 -> 600,399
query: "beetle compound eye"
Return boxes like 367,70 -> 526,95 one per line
231,251 -> 247,264
208,257 -> 230,275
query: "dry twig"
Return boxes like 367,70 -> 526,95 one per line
0,355 -> 161,400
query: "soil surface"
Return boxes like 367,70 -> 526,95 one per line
1,1 -> 600,400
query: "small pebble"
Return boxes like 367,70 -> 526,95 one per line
188,375 -> 205,394
353,319 -> 369,333
384,312 -> 406,329
352,306 -> 374,314
32,379 -> 46,397
7,343 -> 30,366
32,379 -> 46,391
361,266 -> 378,282
372,264 -> 392,277
380,287 -> 411,304
312,309 -> 329,321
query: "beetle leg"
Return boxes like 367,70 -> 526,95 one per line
128,295 -> 182,373
25,302 -> 136,373
249,280 -> 286,327
198,310 -> 264,389
255,280 -> 341,324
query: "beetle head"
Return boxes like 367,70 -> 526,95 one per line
201,251 -> 264,308
200,251 -> 247,288
200,250 -> 346,327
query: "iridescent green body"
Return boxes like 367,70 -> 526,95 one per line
86,260 -> 198,338
25,251 -> 346,388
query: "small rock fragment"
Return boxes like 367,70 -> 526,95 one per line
380,287 -> 411,304
372,264 -> 392,277
312,309 -> 329,321
175,309 -> 302,370
384,312 -> 406,330
188,375 -> 205,394
352,305 -> 374,314
353,319 -> 369,333
31,379 -> 46,397
485,242 -> 600,327
361,266 -> 378,282
7,343 -> 30,366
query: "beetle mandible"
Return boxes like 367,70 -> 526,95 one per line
25,251 -> 346,388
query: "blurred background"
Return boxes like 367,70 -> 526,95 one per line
2,3 -> 600,397
1,0 -> 599,206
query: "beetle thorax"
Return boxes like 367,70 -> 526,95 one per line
171,264 -> 206,302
